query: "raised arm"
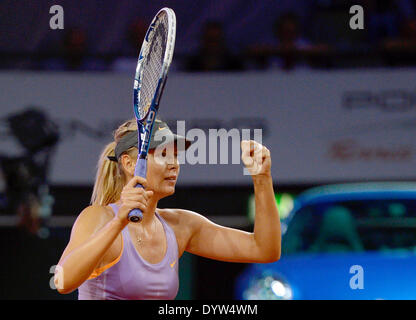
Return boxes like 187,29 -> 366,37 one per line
184,140 -> 281,263
55,176 -> 152,293
55,205 -> 125,294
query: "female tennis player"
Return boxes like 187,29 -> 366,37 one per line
55,118 -> 281,299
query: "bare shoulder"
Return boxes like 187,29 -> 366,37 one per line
158,209 -> 209,233
59,204 -> 117,265
157,208 -> 203,257
72,204 -> 115,236
157,208 -> 204,229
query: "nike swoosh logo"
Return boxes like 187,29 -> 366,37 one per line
170,260 -> 176,268
158,127 -> 166,131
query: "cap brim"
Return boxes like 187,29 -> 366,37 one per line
149,134 -> 191,151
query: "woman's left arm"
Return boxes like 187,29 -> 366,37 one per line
182,140 -> 281,263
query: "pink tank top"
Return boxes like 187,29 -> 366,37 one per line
78,203 -> 179,300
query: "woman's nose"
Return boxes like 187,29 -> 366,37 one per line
167,155 -> 179,167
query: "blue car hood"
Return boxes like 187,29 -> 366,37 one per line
238,251 -> 416,300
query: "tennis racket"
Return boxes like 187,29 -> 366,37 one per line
128,7 -> 176,222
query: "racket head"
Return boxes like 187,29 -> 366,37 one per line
133,7 -> 176,122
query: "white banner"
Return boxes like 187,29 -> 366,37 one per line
0,69 -> 415,186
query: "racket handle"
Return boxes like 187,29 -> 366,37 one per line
128,158 -> 147,223
128,208 -> 143,222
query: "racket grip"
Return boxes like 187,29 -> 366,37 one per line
128,158 -> 147,223
128,207 -> 143,222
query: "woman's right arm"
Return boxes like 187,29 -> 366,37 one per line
55,205 -> 126,294
55,176 -> 152,294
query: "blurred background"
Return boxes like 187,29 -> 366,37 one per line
0,0 -> 416,300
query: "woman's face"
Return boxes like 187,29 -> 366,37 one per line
121,142 -> 181,199
142,142 -> 180,198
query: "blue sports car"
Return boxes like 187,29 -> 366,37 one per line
235,182 -> 416,300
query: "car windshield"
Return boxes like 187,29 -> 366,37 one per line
282,198 -> 416,255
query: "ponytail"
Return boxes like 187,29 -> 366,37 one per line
90,119 -> 138,206
90,142 -> 123,205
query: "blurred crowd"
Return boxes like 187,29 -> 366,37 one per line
2,0 -> 416,72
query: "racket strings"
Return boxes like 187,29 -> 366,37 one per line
139,12 -> 169,118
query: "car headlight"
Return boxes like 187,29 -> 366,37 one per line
242,273 -> 293,300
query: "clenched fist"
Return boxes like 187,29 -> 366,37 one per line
241,140 -> 271,177
117,176 -> 154,223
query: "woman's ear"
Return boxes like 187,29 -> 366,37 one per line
120,154 -> 136,176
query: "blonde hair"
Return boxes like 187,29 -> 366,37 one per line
90,119 -> 139,206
